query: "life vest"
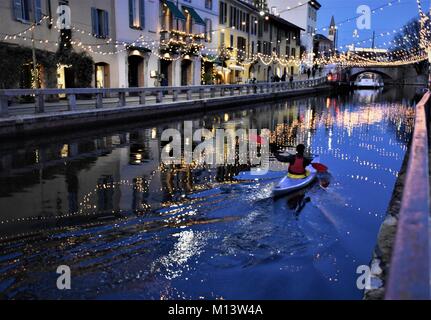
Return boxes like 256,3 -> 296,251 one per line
289,156 -> 306,175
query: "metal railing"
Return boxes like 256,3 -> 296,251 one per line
385,91 -> 431,300
0,77 -> 327,117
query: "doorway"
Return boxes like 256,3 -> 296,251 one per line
160,60 -> 172,86
95,63 -> 110,88
128,55 -> 144,88
57,65 -> 75,98
267,66 -> 272,82
181,59 -> 192,86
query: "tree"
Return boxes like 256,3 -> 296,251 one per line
391,17 -> 429,75
55,28 -> 94,88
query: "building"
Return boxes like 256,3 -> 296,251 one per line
215,0 -> 302,84
265,0 -> 321,67
327,16 -> 337,50
313,34 -> 333,59
215,0 -> 259,84
0,0 -> 117,89
157,0 -> 219,86
0,0 -> 219,89
112,0 -> 158,88
0,0 -> 301,89
255,13 -> 303,81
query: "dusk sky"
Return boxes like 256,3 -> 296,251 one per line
316,0 -> 428,50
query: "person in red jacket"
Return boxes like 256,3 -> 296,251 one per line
275,144 -> 312,175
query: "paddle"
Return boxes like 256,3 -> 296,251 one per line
273,146 -> 329,173
312,163 -> 329,173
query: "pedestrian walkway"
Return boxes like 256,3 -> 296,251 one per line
1,77 -> 328,118
0,78 -> 330,138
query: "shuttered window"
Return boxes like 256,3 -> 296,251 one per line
13,0 -> 42,23
129,0 -> 145,30
34,0 -> 42,22
91,7 -> 110,38
204,19 -> 212,43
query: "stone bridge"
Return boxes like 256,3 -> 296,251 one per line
346,65 -> 426,85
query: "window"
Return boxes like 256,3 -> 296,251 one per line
129,0 -> 145,30
263,41 -> 270,55
205,0 -> 212,10
205,19 -> 212,42
257,41 -> 261,53
237,37 -> 246,61
13,0 -> 42,23
291,47 -> 296,58
219,2 -> 227,24
220,32 -> 225,47
251,16 -> 257,35
92,8 -> 109,38
230,34 -> 234,48
258,20 -> 263,37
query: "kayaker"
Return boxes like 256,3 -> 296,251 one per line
275,144 -> 312,175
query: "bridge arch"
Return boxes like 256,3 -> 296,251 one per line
349,69 -> 394,83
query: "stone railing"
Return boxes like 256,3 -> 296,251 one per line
0,77 -> 327,117
385,91 -> 431,300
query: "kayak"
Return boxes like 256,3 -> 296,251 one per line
273,160 -> 318,197
234,170 -> 288,181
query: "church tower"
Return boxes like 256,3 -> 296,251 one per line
328,16 -> 337,50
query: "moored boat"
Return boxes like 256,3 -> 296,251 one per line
354,73 -> 384,89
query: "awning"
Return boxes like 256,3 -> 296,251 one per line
228,65 -> 245,71
128,46 -> 151,55
182,5 -> 205,25
215,66 -> 231,73
164,1 -> 186,21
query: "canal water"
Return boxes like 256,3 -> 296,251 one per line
0,87 -> 417,300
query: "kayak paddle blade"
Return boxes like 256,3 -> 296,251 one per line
312,163 -> 328,173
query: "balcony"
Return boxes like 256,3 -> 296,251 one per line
159,30 -> 205,55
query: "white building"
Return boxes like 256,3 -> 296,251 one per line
157,0 -> 219,87
0,0 -> 221,89
112,0 -> 159,88
0,0 -> 119,89
266,0 -> 321,66
113,0 -> 219,88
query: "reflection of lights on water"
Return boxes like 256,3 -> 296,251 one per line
328,130 -> 333,151
156,230 -> 210,280
60,144 -> 69,158
35,149 -> 39,164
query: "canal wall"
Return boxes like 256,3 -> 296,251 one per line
365,91 -> 431,300
0,85 -> 331,139
364,151 -> 410,300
